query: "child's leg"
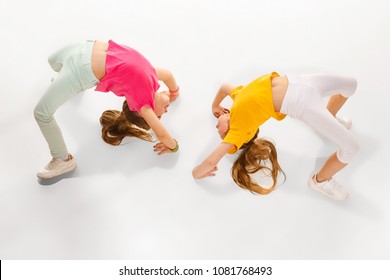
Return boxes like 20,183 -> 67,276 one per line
305,74 -> 357,116
301,74 -> 358,181
48,43 -> 78,73
316,152 -> 347,182
34,41 -> 98,159
302,105 -> 359,181
34,70 -> 82,159
327,94 -> 348,116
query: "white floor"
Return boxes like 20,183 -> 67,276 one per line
1,0 -> 389,259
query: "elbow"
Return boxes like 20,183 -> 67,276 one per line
166,69 -> 173,78
162,69 -> 173,82
220,83 -> 231,95
220,82 -> 229,90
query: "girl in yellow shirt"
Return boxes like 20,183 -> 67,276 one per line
192,73 -> 358,200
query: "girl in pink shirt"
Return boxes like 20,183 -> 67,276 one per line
34,40 -> 180,180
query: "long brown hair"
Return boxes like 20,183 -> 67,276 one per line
100,100 -> 153,145
231,131 -> 285,195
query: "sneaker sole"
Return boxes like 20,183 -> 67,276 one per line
37,163 -> 77,180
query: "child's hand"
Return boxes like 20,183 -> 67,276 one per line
204,166 -> 218,177
212,106 -> 230,118
153,142 -> 172,155
193,166 -> 218,179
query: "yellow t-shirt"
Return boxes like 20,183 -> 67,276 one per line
223,72 -> 286,154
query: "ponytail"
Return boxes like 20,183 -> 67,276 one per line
100,100 -> 153,146
231,135 -> 285,195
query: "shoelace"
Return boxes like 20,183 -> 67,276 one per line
46,158 -> 60,169
322,179 -> 338,194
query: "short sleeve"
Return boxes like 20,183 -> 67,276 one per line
229,86 -> 243,100
223,127 -> 251,154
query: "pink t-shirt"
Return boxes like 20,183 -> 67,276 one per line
95,40 -> 160,113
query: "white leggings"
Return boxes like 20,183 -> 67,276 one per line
280,74 -> 358,163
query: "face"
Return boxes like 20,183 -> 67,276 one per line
216,114 -> 230,139
154,92 -> 170,118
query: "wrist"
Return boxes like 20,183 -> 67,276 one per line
169,86 -> 180,95
169,139 -> 179,152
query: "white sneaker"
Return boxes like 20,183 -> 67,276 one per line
336,115 -> 352,129
37,154 -> 77,179
308,175 -> 349,200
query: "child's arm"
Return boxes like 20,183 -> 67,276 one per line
140,106 -> 178,154
212,83 -> 234,118
155,67 -> 180,102
192,142 -> 234,179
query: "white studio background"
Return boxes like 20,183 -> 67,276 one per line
0,0 -> 389,259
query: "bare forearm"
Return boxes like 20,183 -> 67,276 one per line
166,76 -> 178,92
212,83 -> 233,108
192,142 -> 233,179
140,106 -> 177,150
211,83 -> 233,117
155,67 -> 179,92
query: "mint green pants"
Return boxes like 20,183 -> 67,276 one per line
34,40 -> 99,158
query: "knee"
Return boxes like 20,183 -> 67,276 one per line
34,103 -> 52,123
337,138 -> 360,163
350,77 -> 358,94
48,55 -> 55,69
342,77 -> 358,98
48,55 -> 61,72
349,138 -> 360,158
33,104 -> 43,121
